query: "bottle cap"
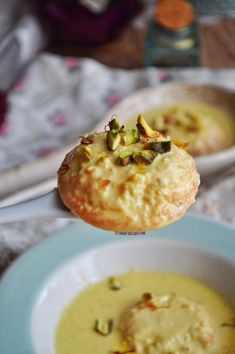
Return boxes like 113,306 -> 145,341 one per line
155,0 -> 195,31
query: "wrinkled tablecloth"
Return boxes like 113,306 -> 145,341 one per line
0,53 -> 235,275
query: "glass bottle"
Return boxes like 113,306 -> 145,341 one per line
144,0 -> 200,66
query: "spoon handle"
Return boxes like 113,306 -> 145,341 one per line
0,189 -> 72,224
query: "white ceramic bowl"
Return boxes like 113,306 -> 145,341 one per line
96,83 -> 235,176
31,238 -> 235,354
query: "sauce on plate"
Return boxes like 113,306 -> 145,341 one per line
126,102 -> 235,156
55,271 -> 235,354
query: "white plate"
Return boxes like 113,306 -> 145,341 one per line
97,83 -> 235,176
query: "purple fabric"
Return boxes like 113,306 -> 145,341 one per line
38,0 -> 143,46
0,91 -> 8,128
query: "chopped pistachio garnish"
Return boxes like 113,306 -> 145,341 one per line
120,129 -> 140,146
109,117 -> 120,131
108,277 -> 122,291
104,114 -> 170,166
136,114 -> 158,138
133,150 -> 157,165
77,145 -> 93,161
117,150 -> 133,166
107,130 -> 121,151
142,292 -> 153,301
80,134 -> 94,145
147,140 -> 171,154
221,317 -> 235,328
94,318 -> 114,336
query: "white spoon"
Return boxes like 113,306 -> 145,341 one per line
0,189 -> 74,224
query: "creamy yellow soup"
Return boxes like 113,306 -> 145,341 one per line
126,102 -> 235,156
55,271 -> 235,354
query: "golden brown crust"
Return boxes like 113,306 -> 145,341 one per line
58,131 -> 200,232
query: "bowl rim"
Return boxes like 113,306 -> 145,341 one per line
0,214 -> 235,354
31,235 -> 235,353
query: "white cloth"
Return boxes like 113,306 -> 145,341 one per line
0,13 -> 45,91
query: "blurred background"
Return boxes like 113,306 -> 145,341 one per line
1,0 -> 235,91
1,0 -> 235,197
1,0 -> 235,193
